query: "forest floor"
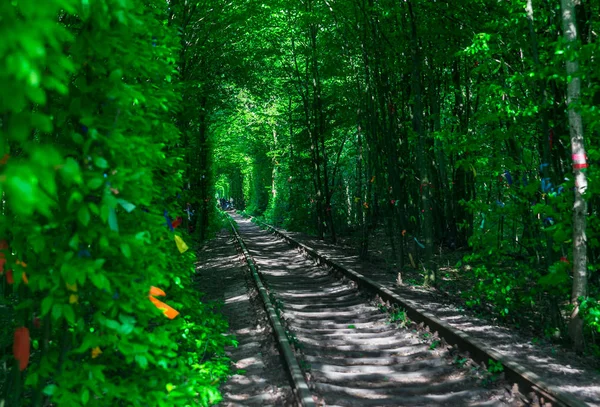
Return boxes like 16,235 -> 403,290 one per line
265,224 -> 600,406
195,230 -> 294,406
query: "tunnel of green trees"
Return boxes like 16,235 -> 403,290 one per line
1,0 -> 600,405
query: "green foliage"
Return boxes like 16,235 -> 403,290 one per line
208,0 -> 600,352
429,340 -> 441,350
0,1 -> 233,405
453,357 -> 468,368
580,298 -> 600,333
487,359 -> 504,374
462,262 -> 539,319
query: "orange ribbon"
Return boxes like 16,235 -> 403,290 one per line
6,260 -> 28,285
148,286 -> 179,319
91,347 -> 102,359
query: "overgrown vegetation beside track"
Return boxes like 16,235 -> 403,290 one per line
0,1 -> 235,405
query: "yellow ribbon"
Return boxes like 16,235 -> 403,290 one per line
174,235 -> 188,254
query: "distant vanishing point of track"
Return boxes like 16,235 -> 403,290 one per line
228,213 -> 530,407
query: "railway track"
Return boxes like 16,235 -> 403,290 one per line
227,214 -> 558,407
242,216 -> 591,407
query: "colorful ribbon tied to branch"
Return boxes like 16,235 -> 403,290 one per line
174,235 -> 189,253
541,178 -> 552,193
13,327 -> 30,371
172,216 -> 182,229
185,204 -> 194,220
0,240 -> 6,274
5,260 -> 28,285
414,237 -> 425,249
163,209 -> 174,231
148,286 -> 180,319
91,347 -> 102,359
572,153 -> 588,169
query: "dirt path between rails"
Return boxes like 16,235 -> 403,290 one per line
195,229 -> 294,406
233,215 -> 523,407
252,220 -> 600,406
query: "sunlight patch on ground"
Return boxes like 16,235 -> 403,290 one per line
225,294 -> 250,305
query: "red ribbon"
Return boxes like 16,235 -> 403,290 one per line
13,327 -> 30,371
572,153 -> 588,169
172,217 -> 182,229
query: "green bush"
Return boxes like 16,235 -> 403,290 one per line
0,1 -> 234,405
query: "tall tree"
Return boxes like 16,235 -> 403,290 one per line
561,0 -> 588,352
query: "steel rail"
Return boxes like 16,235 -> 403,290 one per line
247,215 -> 589,407
226,216 -> 316,407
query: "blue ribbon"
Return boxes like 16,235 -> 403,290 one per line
163,209 -> 173,231
414,237 -> 425,249
504,170 -> 513,185
541,178 -> 552,193
78,249 -> 91,258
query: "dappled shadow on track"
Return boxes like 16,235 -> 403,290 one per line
233,215 -> 519,407
275,227 -> 600,406
195,230 -> 294,406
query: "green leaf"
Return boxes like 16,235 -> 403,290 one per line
135,355 -> 148,369
27,86 -> 46,104
43,384 -> 57,396
82,388 -> 90,404
135,231 -> 151,244
63,304 -> 76,324
73,333 -> 96,354
120,243 -> 131,258
69,234 -> 79,250
41,296 -> 53,316
61,158 -> 83,185
108,207 -> 119,232
15,299 -> 35,310
52,304 -> 62,320
88,178 -> 104,190
109,69 -> 123,82
67,191 -> 84,212
25,372 -> 39,387
94,157 -> 109,169
90,273 -> 110,291
78,206 -> 91,226
105,319 -> 121,331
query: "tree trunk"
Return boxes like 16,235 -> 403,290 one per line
561,0 -> 588,353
